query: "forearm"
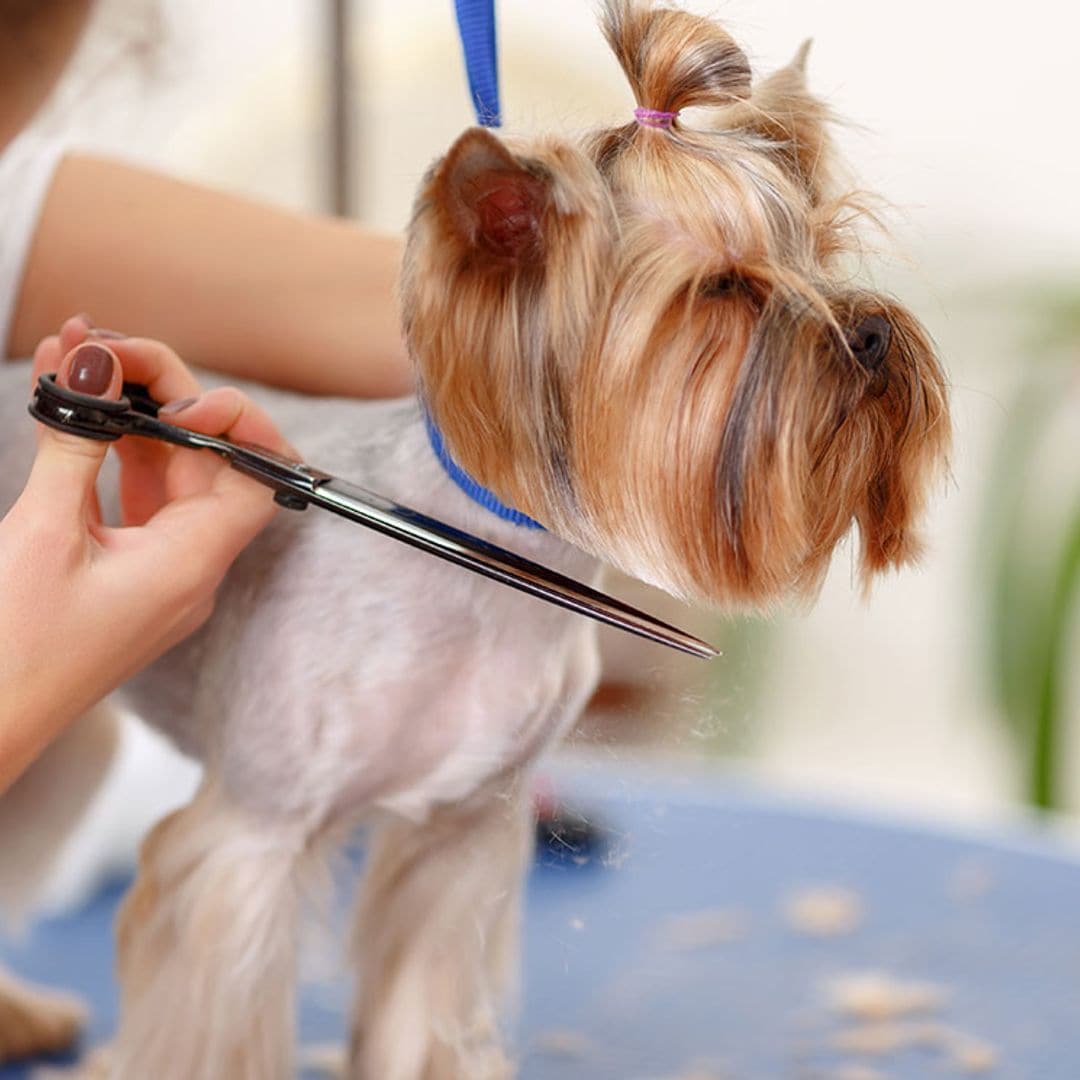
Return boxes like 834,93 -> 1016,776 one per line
0,653 -> 102,795
9,155 -> 413,398
0,573 -> 104,796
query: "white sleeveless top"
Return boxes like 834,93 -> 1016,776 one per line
0,131 -> 66,359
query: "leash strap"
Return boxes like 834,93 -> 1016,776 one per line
453,0 -> 501,126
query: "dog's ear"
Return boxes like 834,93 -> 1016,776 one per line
436,128 -> 550,263
725,43 -> 833,200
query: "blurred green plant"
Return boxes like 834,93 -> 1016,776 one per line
699,613 -> 774,756
982,289 -> 1080,811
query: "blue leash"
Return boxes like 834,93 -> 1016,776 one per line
429,0 -> 545,529
453,0 -> 501,126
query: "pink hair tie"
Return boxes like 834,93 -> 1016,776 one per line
634,107 -> 678,130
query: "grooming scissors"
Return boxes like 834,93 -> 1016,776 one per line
29,374 -> 717,659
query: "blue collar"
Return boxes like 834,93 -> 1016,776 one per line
423,411 -> 545,530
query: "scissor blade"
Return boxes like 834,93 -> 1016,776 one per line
309,478 -> 718,659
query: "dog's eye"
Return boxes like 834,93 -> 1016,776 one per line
700,272 -> 767,312
700,273 -> 739,298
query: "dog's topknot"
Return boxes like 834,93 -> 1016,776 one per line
601,0 -> 752,114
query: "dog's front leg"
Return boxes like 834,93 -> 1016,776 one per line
348,780 -> 533,1080
107,777 -> 319,1080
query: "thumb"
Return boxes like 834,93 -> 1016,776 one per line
26,342 -> 123,515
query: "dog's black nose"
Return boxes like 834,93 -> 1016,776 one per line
848,315 -> 892,371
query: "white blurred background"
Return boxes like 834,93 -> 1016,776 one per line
24,0 -> 1080,901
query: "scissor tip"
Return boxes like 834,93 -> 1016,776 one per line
676,636 -> 721,660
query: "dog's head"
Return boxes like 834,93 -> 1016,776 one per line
403,0 -> 950,606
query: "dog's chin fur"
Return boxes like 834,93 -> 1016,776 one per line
0,3 -> 949,1077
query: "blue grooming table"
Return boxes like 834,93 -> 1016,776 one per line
3,765 -> 1079,1078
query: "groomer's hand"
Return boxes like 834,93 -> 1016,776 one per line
0,316 -> 293,792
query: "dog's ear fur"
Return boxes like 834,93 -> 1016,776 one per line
724,43 -> 833,200
437,128 -> 550,263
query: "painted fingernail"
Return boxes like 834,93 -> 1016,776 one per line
159,395 -> 200,415
67,344 -> 115,396
89,328 -> 127,340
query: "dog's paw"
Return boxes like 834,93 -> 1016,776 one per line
32,1043 -> 111,1080
0,970 -> 86,1064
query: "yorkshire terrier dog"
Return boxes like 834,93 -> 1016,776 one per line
0,2 -> 949,1076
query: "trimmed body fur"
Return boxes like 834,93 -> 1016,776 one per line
0,366 -> 600,1078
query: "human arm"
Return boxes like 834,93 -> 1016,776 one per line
8,155 -> 413,398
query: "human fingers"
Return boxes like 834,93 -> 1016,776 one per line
83,335 -> 202,408
99,442 -> 279,615
115,432 -> 173,526
159,386 -> 296,458
78,334 -> 198,523
30,333 -> 63,384
58,313 -> 94,356
125,387 -> 293,573
29,316 -> 95,402
22,343 -> 122,519
30,334 -> 64,448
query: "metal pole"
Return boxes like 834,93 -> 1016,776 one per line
328,0 -> 355,217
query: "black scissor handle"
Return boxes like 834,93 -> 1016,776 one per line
120,380 -> 164,418
28,373 -> 329,509
28,373 -> 136,441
